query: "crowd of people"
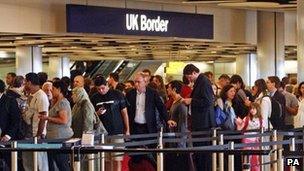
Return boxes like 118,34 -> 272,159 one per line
0,63 -> 303,171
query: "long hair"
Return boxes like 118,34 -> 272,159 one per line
248,102 -> 262,120
298,82 -> 304,98
154,75 -> 166,90
254,79 -> 267,97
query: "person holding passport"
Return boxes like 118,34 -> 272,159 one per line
90,76 -> 129,171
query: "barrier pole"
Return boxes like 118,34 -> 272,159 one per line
228,141 -> 234,171
289,138 -> 296,171
260,127 -> 264,171
277,149 -> 283,171
242,153 -> 250,171
101,134 -> 105,171
157,127 -> 164,171
33,137 -> 38,171
11,141 -> 17,171
219,134 -> 224,171
212,129 -> 217,171
272,130 -> 277,171
73,147 -> 81,171
88,153 -> 94,171
302,127 -> 304,171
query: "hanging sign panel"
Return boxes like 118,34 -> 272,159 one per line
67,4 -> 213,39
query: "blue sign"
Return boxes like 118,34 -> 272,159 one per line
66,4 -> 213,39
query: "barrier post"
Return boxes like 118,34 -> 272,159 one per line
219,134 -> 224,171
228,141 -> 234,171
100,134 -> 105,171
73,147 -> 81,171
33,137 -> 38,171
277,148 -> 283,171
157,127 -> 164,171
11,141 -> 17,171
260,127 -> 264,171
88,154 -> 94,171
212,129 -> 217,171
302,127 -> 304,171
242,154 -> 250,171
272,130 -> 277,171
289,138 -> 296,171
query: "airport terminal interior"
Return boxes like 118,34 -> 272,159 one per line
0,0 -> 303,171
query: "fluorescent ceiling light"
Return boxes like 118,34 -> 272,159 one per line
0,51 -> 10,58
15,37 -> 23,40
183,0 -> 239,4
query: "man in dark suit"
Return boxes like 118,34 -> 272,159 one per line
266,76 -> 286,129
126,72 -> 172,135
182,64 -> 215,171
0,79 -> 21,170
0,79 -> 20,141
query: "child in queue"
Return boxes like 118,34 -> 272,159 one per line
236,102 -> 263,171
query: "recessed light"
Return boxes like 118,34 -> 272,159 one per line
15,37 -> 23,40
0,51 -> 9,58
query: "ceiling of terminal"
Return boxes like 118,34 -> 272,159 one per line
0,33 -> 297,62
0,32 -> 258,62
0,1 -> 298,62
132,0 -> 297,11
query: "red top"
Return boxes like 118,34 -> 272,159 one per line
180,85 -> 192,98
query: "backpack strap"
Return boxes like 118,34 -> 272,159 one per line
259,117 -> 263,129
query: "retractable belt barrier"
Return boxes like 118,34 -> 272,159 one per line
1,127 -> 304,171
0,128 -> 303,151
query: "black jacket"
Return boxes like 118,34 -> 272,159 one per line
126,87 -> 168,134
190,74 -> 215,131
0,94 -> 21,140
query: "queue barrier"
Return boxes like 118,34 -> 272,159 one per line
1,127 -> 304,171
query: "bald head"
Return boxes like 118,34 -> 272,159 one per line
42,81 -> 53,101
73,75 -> 85,88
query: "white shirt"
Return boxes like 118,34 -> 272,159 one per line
295,98 -> 304,128
255,93 -> 271,129
25,89 -> 49,137
134,91 -> 146,124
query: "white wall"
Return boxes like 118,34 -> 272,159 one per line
214,62 -> 236,80
246,10 -> 257,44
0,64 -> 15,81
285,60 -> 297,74
285,11 -> 297,45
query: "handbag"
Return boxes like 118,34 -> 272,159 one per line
214,105 -> 227,126
222,105 -> 236,130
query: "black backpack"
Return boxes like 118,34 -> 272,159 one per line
264,95 -> 285,130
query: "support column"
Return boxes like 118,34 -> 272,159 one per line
297,0 -> 304,82
257,11 -> 285,79
236,54 -> 257,87
48,56 -> 70,79
16,46 -> 42,75
236,54 -> 250,86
